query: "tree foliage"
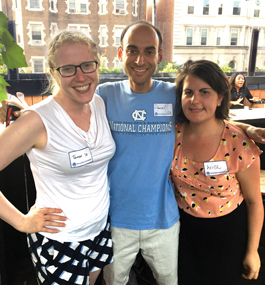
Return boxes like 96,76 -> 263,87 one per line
0,11 -> 28,102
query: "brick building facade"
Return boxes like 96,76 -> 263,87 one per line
1,0 -> 147,73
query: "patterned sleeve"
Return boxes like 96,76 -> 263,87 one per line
234,132 -> 262,173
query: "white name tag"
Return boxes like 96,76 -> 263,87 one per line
204,161 -> 228,176
154,103 -> 173,116
69,147 -> 93,168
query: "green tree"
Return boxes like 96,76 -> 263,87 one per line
0,11 -> 28,102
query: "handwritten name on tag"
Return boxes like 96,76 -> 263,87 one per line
154,103 -> 173,116
204,161 -> 228,177
69,147 -> 93,168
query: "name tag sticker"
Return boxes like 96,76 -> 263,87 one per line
154,103 -> 173,116
69,147 -> 93,168
204,161 -> 228,177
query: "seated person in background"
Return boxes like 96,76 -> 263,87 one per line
230,73 -> 259,109
172,60 -> 264,284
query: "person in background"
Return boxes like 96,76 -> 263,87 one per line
230,73 -> 259,109
0,30 -> 115,284
172,60 -> 264,284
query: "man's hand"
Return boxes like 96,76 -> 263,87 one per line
245,125 -> 265,144
19,205 -> 67,234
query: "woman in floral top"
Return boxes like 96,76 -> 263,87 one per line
172,60 -> 264,284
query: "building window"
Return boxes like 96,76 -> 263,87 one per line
30,0 -> 41,9
186,28 -> 193,45
216,29 -> 222,45
80,26 -> 89,36
68,24 -> 90,36
231,28 -> 238,45
233,1 -> 241,15
114,27 -> 123,46
203,0 -> 209,15
99,0 -> 107,14
69,0 -> 76,12
101,57 -> 108,68
187,0 -> 194,14
201,29 -> 207,45
49,0 -> 57,12
254,1 -> 260,17
114,58 -> 120,68
99,26 -> 108,46
115,0 -> 126,14
80,0 -> 87,13
132,0 -> 137,15
218,3 -> 223,15
229,61 -> 235,69
28,22 -> 45,45
32,24 -> 42,41
50,23 -> 58,36
33,59 -> 44,73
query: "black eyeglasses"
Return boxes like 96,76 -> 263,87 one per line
54,61 -> 98,77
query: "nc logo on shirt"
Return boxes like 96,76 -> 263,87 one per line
132,110 -> 147,121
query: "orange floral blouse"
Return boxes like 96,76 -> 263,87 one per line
171,122 -> 262,218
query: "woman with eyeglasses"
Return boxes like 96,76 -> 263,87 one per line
0,30 -> 115,284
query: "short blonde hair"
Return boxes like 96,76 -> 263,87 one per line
45,30 -> 100,94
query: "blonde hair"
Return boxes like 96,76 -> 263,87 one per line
44,30 -> 100,95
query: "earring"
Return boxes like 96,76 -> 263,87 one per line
217,103 -> 221,107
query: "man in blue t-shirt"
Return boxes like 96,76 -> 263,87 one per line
96,21 -> 180,285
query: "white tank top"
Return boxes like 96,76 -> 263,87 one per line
25,95 -> 115,242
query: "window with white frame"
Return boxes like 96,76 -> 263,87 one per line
34,60 -> 44,73
230,28 -> 238,45
50,0 -> 58,12
99,0 -> 107,14
201,29 -> 207,45
114,27 -> 124,46
187,0 -> 195,14
132,0 -> 137,15
216,29 -> 222,45
186,28 -> 193,45
13,0 -> 19,9
31,57 -> 45,73
30,24 -> 43,45
68,24 -> 90,36
50,23 -> 58,37
254,1 -> 260,17
80,26 -> 89,36
218,3 -> 223,15
69,0 -> 76,12
115,0 -> 126,14
203,0 -> 209,15
29,0 -> 41,9
67,0 -> 89,14
101,57 -> 108,68
80,0 -> 87,13
114,58 -> 120,68
99,26 -> 108,46
233,1 -> 241,15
